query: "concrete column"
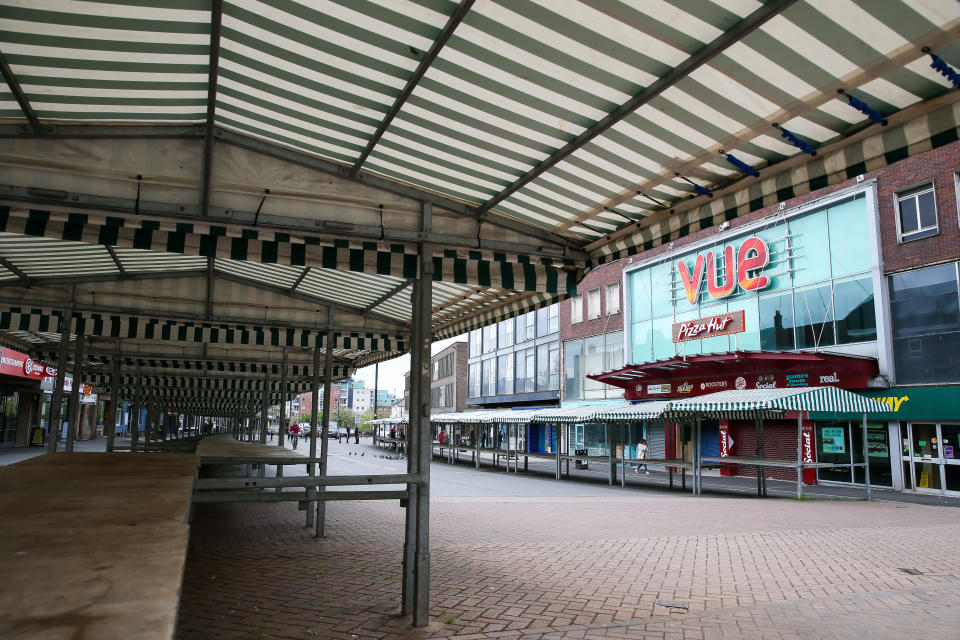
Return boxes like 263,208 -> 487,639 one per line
65,332 -> 85,452
47,312 -> 73,454
276,349 -> 288,490
261,371 -> 269,444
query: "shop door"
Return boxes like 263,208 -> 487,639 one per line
907,423 -> 942,492
939,425 -> 960,494
0,393 -> 18,447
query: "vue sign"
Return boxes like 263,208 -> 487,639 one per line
677,237 -> 770,304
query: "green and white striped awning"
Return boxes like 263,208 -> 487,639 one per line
529,405 -> 612,423
664,386 -> 891,419
594,401 -> 673,422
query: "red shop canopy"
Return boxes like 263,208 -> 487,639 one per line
589,351 -> 878,401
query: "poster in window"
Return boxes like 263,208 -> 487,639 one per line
867,427 -> 888,458
820,427 -> 846,454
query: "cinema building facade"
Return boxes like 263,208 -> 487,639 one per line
592,141 -> 960,495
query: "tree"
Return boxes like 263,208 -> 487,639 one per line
337,407 -> 355,429
297,412 -> 312,425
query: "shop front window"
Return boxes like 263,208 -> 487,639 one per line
794,284 -> 835,349
833,276 -> 876,344
817,422 -> 850,483
759,292 -> 795,351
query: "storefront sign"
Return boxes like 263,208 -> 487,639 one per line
676,237 -> 771,304
810,387 -> 960,421
672,310 -> 745,343
41,375 -> 74,394
0,348 -> 54,380
646,384 -> 671,395
719,423 -> 732,457
677,382 -> 693,393
802,425 -> 815,463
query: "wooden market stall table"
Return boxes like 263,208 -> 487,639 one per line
0,452 -> 199,640
196,433 -> 310,467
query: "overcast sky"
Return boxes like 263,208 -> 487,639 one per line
351,335 -> 466,399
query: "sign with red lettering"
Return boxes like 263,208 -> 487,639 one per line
0,348 -> 54,380
677,237 -> 771,304
672,310 -> 745,343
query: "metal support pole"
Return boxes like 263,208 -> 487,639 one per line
316,321 -> 334,537
65,332 -> 85,452
755,419 -> 762,497
131,370 -> 142,449
47,313 -> 72,454
106,356 -> 121,452
555,424 -> 561,480
307,346 -> 321,527
260,371 -> 269,444
760,419 -> 767,496
862,413 -> 871,500
796,412 -> 804,499
608,422 -> 614,486
277,348 -> 288,491
402,279 -> 421,617
373,362 -> 379,423
620,424 -> 626,488
694,418 -> 701,495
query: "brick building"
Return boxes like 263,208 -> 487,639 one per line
586,139 -> 960,494
404,341 -> 468,416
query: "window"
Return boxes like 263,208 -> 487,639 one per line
497,354 -> 514,395
515,348 -> 535,393
516,312 -> 534,342
889,263 -> 960,384
606,283 -> 620,315
549,304 -> 559,333
482,324 -> 497,353
536,343 -> 550,389
833,277 -> 877,344
587,289 -> 601,319
468,362 -> 481,398
794,284 -> 835,349
497,318 -> 514,348
563,339 -> 582,400
570,295 -> 583,324
469,330 -> 481,357
434,354 -> 453,380
536,307 -> 549,336
897,183 -> 938,242
548,343 -> 560,389
759,292 -> 795,351
482,358 -> 496,396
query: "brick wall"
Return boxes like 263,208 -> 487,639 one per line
874,142 -> 960,274
560,259 -> 625,341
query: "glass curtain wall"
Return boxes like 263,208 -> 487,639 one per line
629,195 -> 877,363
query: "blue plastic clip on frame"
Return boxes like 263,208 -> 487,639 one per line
838,89 -> 886,125
929,54 -> 960,88
675,173 -> 712,198
777,125 -> 815,155
723,152 -> 760,177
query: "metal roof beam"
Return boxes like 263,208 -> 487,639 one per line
1,269 -> 207,287
0,50 -> 42,135
474,0 -> 798,219
212,271 -> 410,332
289,266 -> 310,294
350,0 -> 475,177
200,0 -> 223,216
0,255 -> 30,287
104,245 -> 127,276
361,278 -> 413,314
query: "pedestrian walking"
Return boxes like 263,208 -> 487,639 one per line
354,426 -> 359,444
635,438 -> 649,474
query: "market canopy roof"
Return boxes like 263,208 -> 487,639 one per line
1,1 -> 959,413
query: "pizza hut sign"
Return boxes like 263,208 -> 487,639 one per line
673,310 -> 745,343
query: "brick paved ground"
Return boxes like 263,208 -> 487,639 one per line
176,441 -> 960,640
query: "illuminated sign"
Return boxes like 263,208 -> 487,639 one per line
677,237 -> 771,304
673,310 -> 745,343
